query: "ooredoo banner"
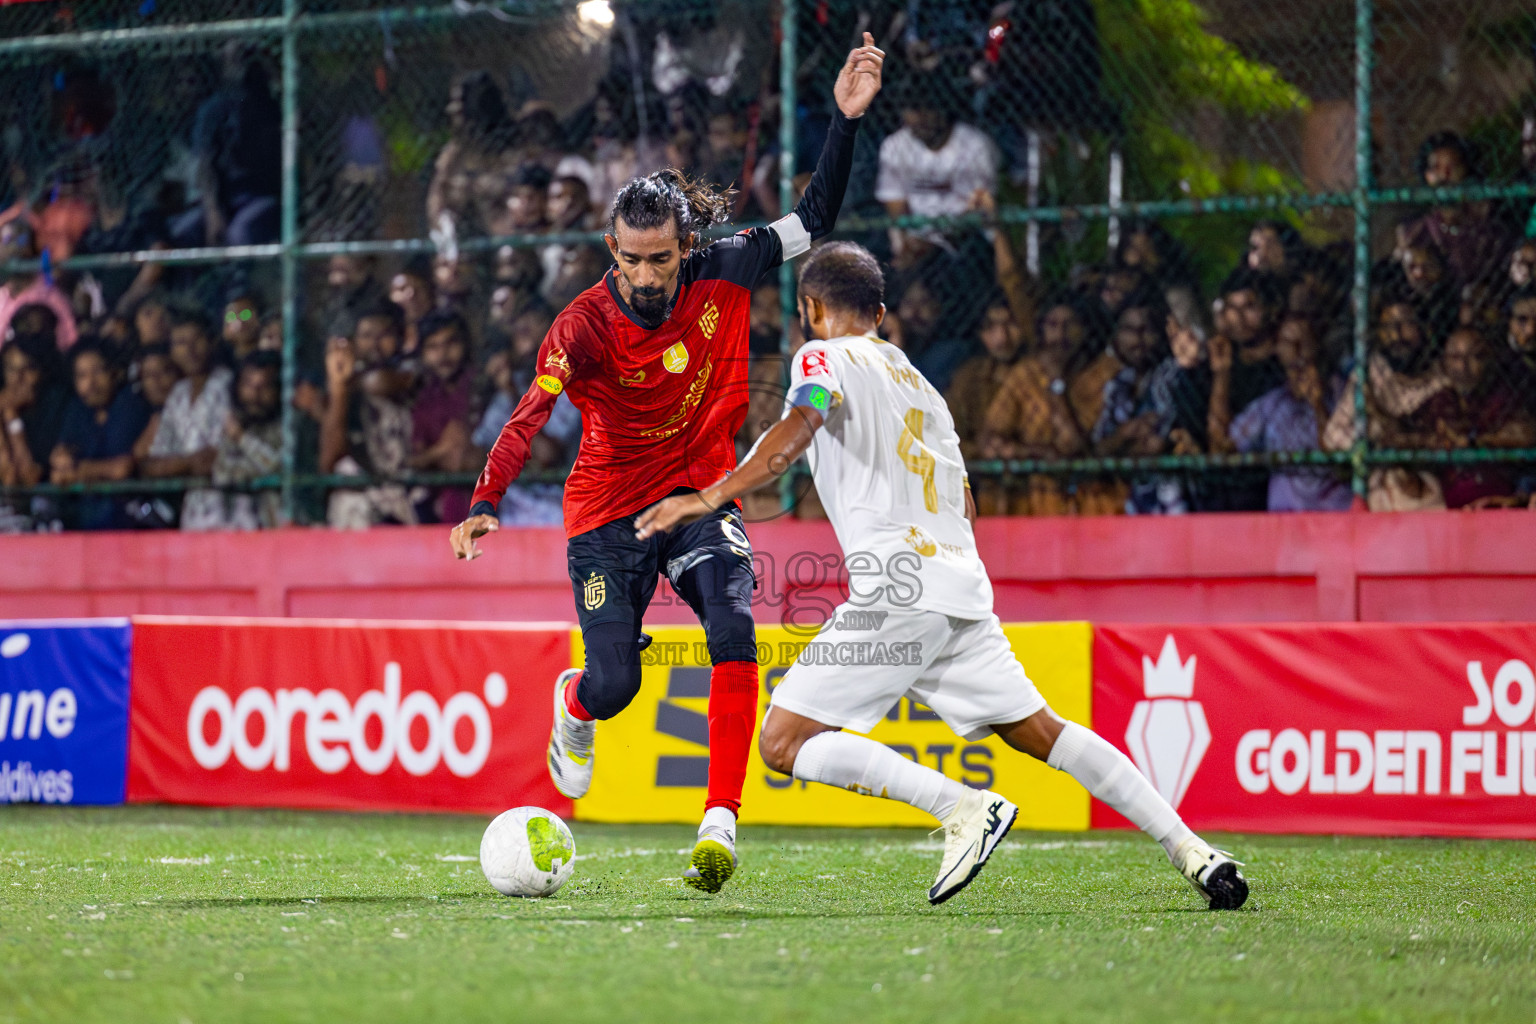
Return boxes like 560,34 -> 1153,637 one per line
1092,624 -> 1536,838
127,617 -> 573,816
0,619 -> 132,805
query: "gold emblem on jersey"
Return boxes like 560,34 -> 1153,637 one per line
697,301 -> 720,339
903,526 -> 938,557
619,369 -> 646,387
583,572 -> 606,610
662,341 -> 690,373
535,374 -> 563,395
545,346 -> 572,379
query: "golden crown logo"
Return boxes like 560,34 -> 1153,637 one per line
662,341 -> 690,374
583,572 -> 606,611
697,301 -> 720,339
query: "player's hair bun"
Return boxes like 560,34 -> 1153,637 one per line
609,168 -> 735,238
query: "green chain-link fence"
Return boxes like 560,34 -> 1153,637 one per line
0,0 -> 1533,528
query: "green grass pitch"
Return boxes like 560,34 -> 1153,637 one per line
2,806 -> 1532,1023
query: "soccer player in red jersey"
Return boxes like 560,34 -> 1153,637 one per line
449,34 -> 884,893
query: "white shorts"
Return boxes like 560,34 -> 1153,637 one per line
768,605 -> 1047,741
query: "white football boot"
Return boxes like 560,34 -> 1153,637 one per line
928,789 -> 1018,905
1172,836 -> 1250,910
546,669 -> 595,799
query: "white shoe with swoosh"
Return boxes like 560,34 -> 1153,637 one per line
928,789 -> 1018,905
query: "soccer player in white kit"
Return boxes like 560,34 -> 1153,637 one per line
636,241 -> 1249,909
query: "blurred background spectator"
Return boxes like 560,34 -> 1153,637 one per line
50,338 -> 149,529
168,43 -> 281,249
138,310 -> 230,529
209,350 -> 282,529
1209,314 -> 1352,512
409,309 -> 477,524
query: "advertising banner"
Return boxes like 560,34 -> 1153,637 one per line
127,617 -> 573,816
1092,624 -> 1536,838
575,622 -> 1093,829
0,619 -> 132,806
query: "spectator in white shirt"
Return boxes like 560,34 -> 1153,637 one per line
875,84 -> 997,264
139,310 -> 233,530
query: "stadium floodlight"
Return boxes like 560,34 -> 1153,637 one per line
576,0 -> 614,28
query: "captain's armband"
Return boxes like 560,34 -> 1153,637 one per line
788,380 -> 837,413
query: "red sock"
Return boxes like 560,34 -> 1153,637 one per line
705,661 -> 759,815
564,672 -> 594,721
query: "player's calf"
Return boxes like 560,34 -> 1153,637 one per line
777,721 -> 1017,903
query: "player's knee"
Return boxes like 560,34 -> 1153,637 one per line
577,661 -> 641,720
758,723 -> 798,776
995,706 -> 1064,761
704,610 -> 758,666
578,623 -> 645,720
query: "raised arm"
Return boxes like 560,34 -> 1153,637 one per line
761,35 -> 884,268
319,339 -> 354,473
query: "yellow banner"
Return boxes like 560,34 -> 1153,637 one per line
572,621 -> 1092,829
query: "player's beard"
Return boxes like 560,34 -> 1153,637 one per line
629,285 -> 672,325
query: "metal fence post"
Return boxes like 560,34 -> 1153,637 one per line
1350,0 -> 1374,505
777,0 -> 797,345
279,0 -> 301,523
777,0 -> 798,513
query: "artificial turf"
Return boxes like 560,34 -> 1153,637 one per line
1,806 -> 1532,1023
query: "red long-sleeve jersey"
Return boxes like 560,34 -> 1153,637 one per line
471,114 -> 861,538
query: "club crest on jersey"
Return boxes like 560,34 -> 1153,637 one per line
663,342 -> 690,373
697,301 -> 720,339
583,572 -> 606,610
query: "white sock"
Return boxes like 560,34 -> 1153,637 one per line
699,806 -> 737,842
1046,721 -> 1194,861
792,731 -> 966,822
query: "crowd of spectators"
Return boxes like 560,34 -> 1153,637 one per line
2,13 -> 1535,531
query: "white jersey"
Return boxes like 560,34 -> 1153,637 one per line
787,333 -> 993,619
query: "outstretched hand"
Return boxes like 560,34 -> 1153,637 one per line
450,513 -> 499,560
834,32 -> 885,119
634,492 -> 713,541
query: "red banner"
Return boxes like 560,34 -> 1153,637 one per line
127,617 -> 573,816
1092,624 -> 1536,838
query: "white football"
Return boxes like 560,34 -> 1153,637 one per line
480,806 -> 576,897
